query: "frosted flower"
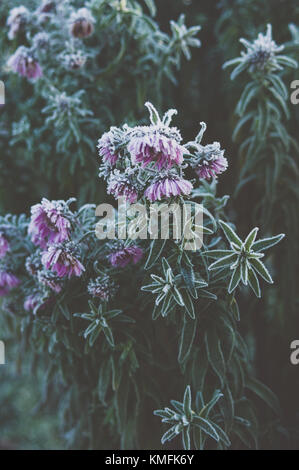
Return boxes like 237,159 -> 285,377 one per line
192,142 -> 228,180
0,233 -> 10,258
7,6 -> 29,40
223,24 -> 298,79
240,24 -> 284,72
107,241 -> 143,268
144,172 -> 193,202
7,47 -> 43,81
41,241 -> 85,279
37,269 -> 63,293
107,169 -> 142,204
69,8 -> 95,38
87,276 -> 118,301
98,130 -> 120,166
0,271 -> 20,296
28,198 -> 72,249
128,125 -> 185,170
37,0 -> 56,15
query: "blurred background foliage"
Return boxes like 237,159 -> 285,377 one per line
0,0 -> 299,449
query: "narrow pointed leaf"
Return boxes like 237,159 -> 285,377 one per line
250,258 -> 273,283
252,233 -> 285,252
219,220 -> 242,248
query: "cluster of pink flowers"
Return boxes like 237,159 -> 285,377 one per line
98,103 -> 229,205
6,5 -> 95,82
27,198 -> 84,286
98,103 -> 195,204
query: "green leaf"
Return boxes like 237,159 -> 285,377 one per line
102,326 -> 115,347
182,290 -> 195,319
248,268 -> 261,298
219,220 -> 242,248
178,316 -> 198,363
203,250 -> 233,259
193,416 -> 219,441
244,227 -> 259,251
230,296 -> 240,321
209,421 -> 231,447
161,425 -> 178,444
245,377 -> 280,415
240,262 -> 248,285
173,286 -> 184,306
208,253 -> 238,270
228,265 -> 241,293
204,330 -> 226,387
182,426 -> 191,450
250,258 -> 273,283
183,385 -> 192,421
252,233 -> 285,252
180,260 -> 197,298
145,239 -> 167,270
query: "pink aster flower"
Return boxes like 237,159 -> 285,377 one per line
7,47 -> 43,81
69,8 -> 95,39
41,242 -> 85,279
28,198 -> 72,249
128,127 -> 185,170
0,271 -> 20,296
108,243 -> 143,268
144,174 -> 193,202
97,131 -> 119,166
0,233 -> 10,258
107,170 -> 140,204
195,154 -> 228,180
191,141 -> 228,180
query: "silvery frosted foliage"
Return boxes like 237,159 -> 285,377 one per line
0,104 -> 285,450
223,24 -> 297,78
204,221 -> 284,297
154,386 -> 230,450
223,20 -> 299,331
